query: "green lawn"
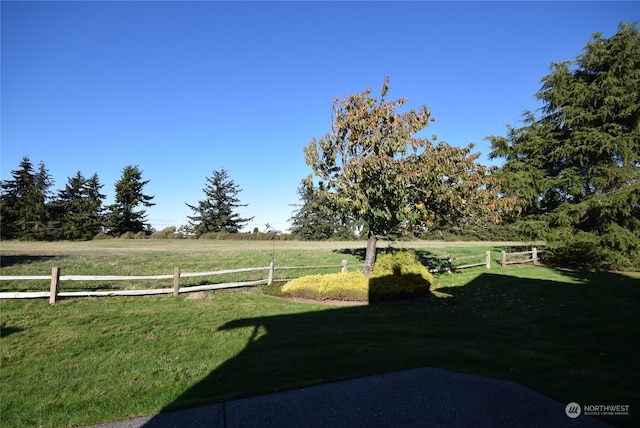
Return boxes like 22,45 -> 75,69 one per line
1,240 -> 638,427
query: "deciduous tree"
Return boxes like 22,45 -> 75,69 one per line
305,78 -> 515,274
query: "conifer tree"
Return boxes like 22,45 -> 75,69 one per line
51,171 -> 106,240
289,175 -> 356,240
488,22 -> 640,270
105,165 -> 155,236
186,168 -> 253,236
0,157 -> 53,240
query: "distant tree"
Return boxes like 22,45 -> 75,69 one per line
0,157 -> 53,240
305,78 -> 516,274
289,175 -> 356,240
105,165 -> 155,236
162,226 -> 176,235
186,168 -> 254,236
51,171 -> 106,240
488,22 -> 640,270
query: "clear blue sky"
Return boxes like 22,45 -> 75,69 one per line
2,1 -> 637,233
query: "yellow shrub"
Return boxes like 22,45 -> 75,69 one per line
282,250 -> 433,302
282,271 -> 368,301
368,250 -> 434,301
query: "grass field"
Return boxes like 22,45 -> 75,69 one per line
1,240 -> 638,427
0,239 -> 527,292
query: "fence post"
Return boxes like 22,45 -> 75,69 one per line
173,267 -> 181,296
267,261 -> 274,285
532,247 -> 539,265
447,256 -> 452,273
49,267 -> 60,305
485,251 -> 491,269
501,251 -> 507,269
341,259 -> 348,273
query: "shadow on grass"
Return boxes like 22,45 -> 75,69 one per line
0,324 -> 23,339
334,247 -> 439,263
150,269 -> 639,427
0,255 -> 62,268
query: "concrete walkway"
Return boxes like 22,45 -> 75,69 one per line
87,367 -> 610,427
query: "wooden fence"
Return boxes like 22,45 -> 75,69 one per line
500,247 -> 540,268
0,260 -> 357,304
423,251 -> 492,273
0,248 -> 542,303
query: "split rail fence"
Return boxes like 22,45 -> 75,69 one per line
500,247 -> 541,268
0,260 -> 358,304
0,248 -> 541,303
423,251 -> 492,273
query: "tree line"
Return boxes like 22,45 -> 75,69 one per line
0,159 -> 259,241
0,161 -> 156,240
2,22 -> 638,271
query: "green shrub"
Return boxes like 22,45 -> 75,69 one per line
544,228 -> 640,271
281,250 -> 433,302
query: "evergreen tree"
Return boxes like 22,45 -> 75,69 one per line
488,22 -> 640,270
186,168 -> 253,236
0,157 -> 53,240
51,171 -> 106,240
105,165 -> 155,236
289,175 -> 356,240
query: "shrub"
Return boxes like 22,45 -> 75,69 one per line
282,272 -> 368,301
92,232 -> 113,240
368,250 -> 434,301
281,250 -> 433,302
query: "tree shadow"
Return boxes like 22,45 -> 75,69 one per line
334,247 -> 438,264
146,269 -> 639,427
0,255 -> 62,268
0,324 -> 23,339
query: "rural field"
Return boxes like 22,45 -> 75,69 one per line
1,240 -> 639,427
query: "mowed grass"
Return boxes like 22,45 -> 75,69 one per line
0,239 -> 520,292
1,240 -> 638,427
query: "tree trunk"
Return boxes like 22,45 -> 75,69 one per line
363,227 -> 377,275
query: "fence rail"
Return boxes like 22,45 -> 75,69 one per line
423,251 -> 492,273
0,248 -> 542,303
0,260 -> 357,303
500,247 -> 541,268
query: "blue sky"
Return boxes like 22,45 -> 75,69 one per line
2,1 -> 637,233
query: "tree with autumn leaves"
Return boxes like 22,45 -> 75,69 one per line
305,78 -> 517,274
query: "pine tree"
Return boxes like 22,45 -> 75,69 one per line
0,157 -> 53,240
105,165 -> 155,236
488,22 -> 640,270
186,168 -> 253,236
51,171 -> 106,240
